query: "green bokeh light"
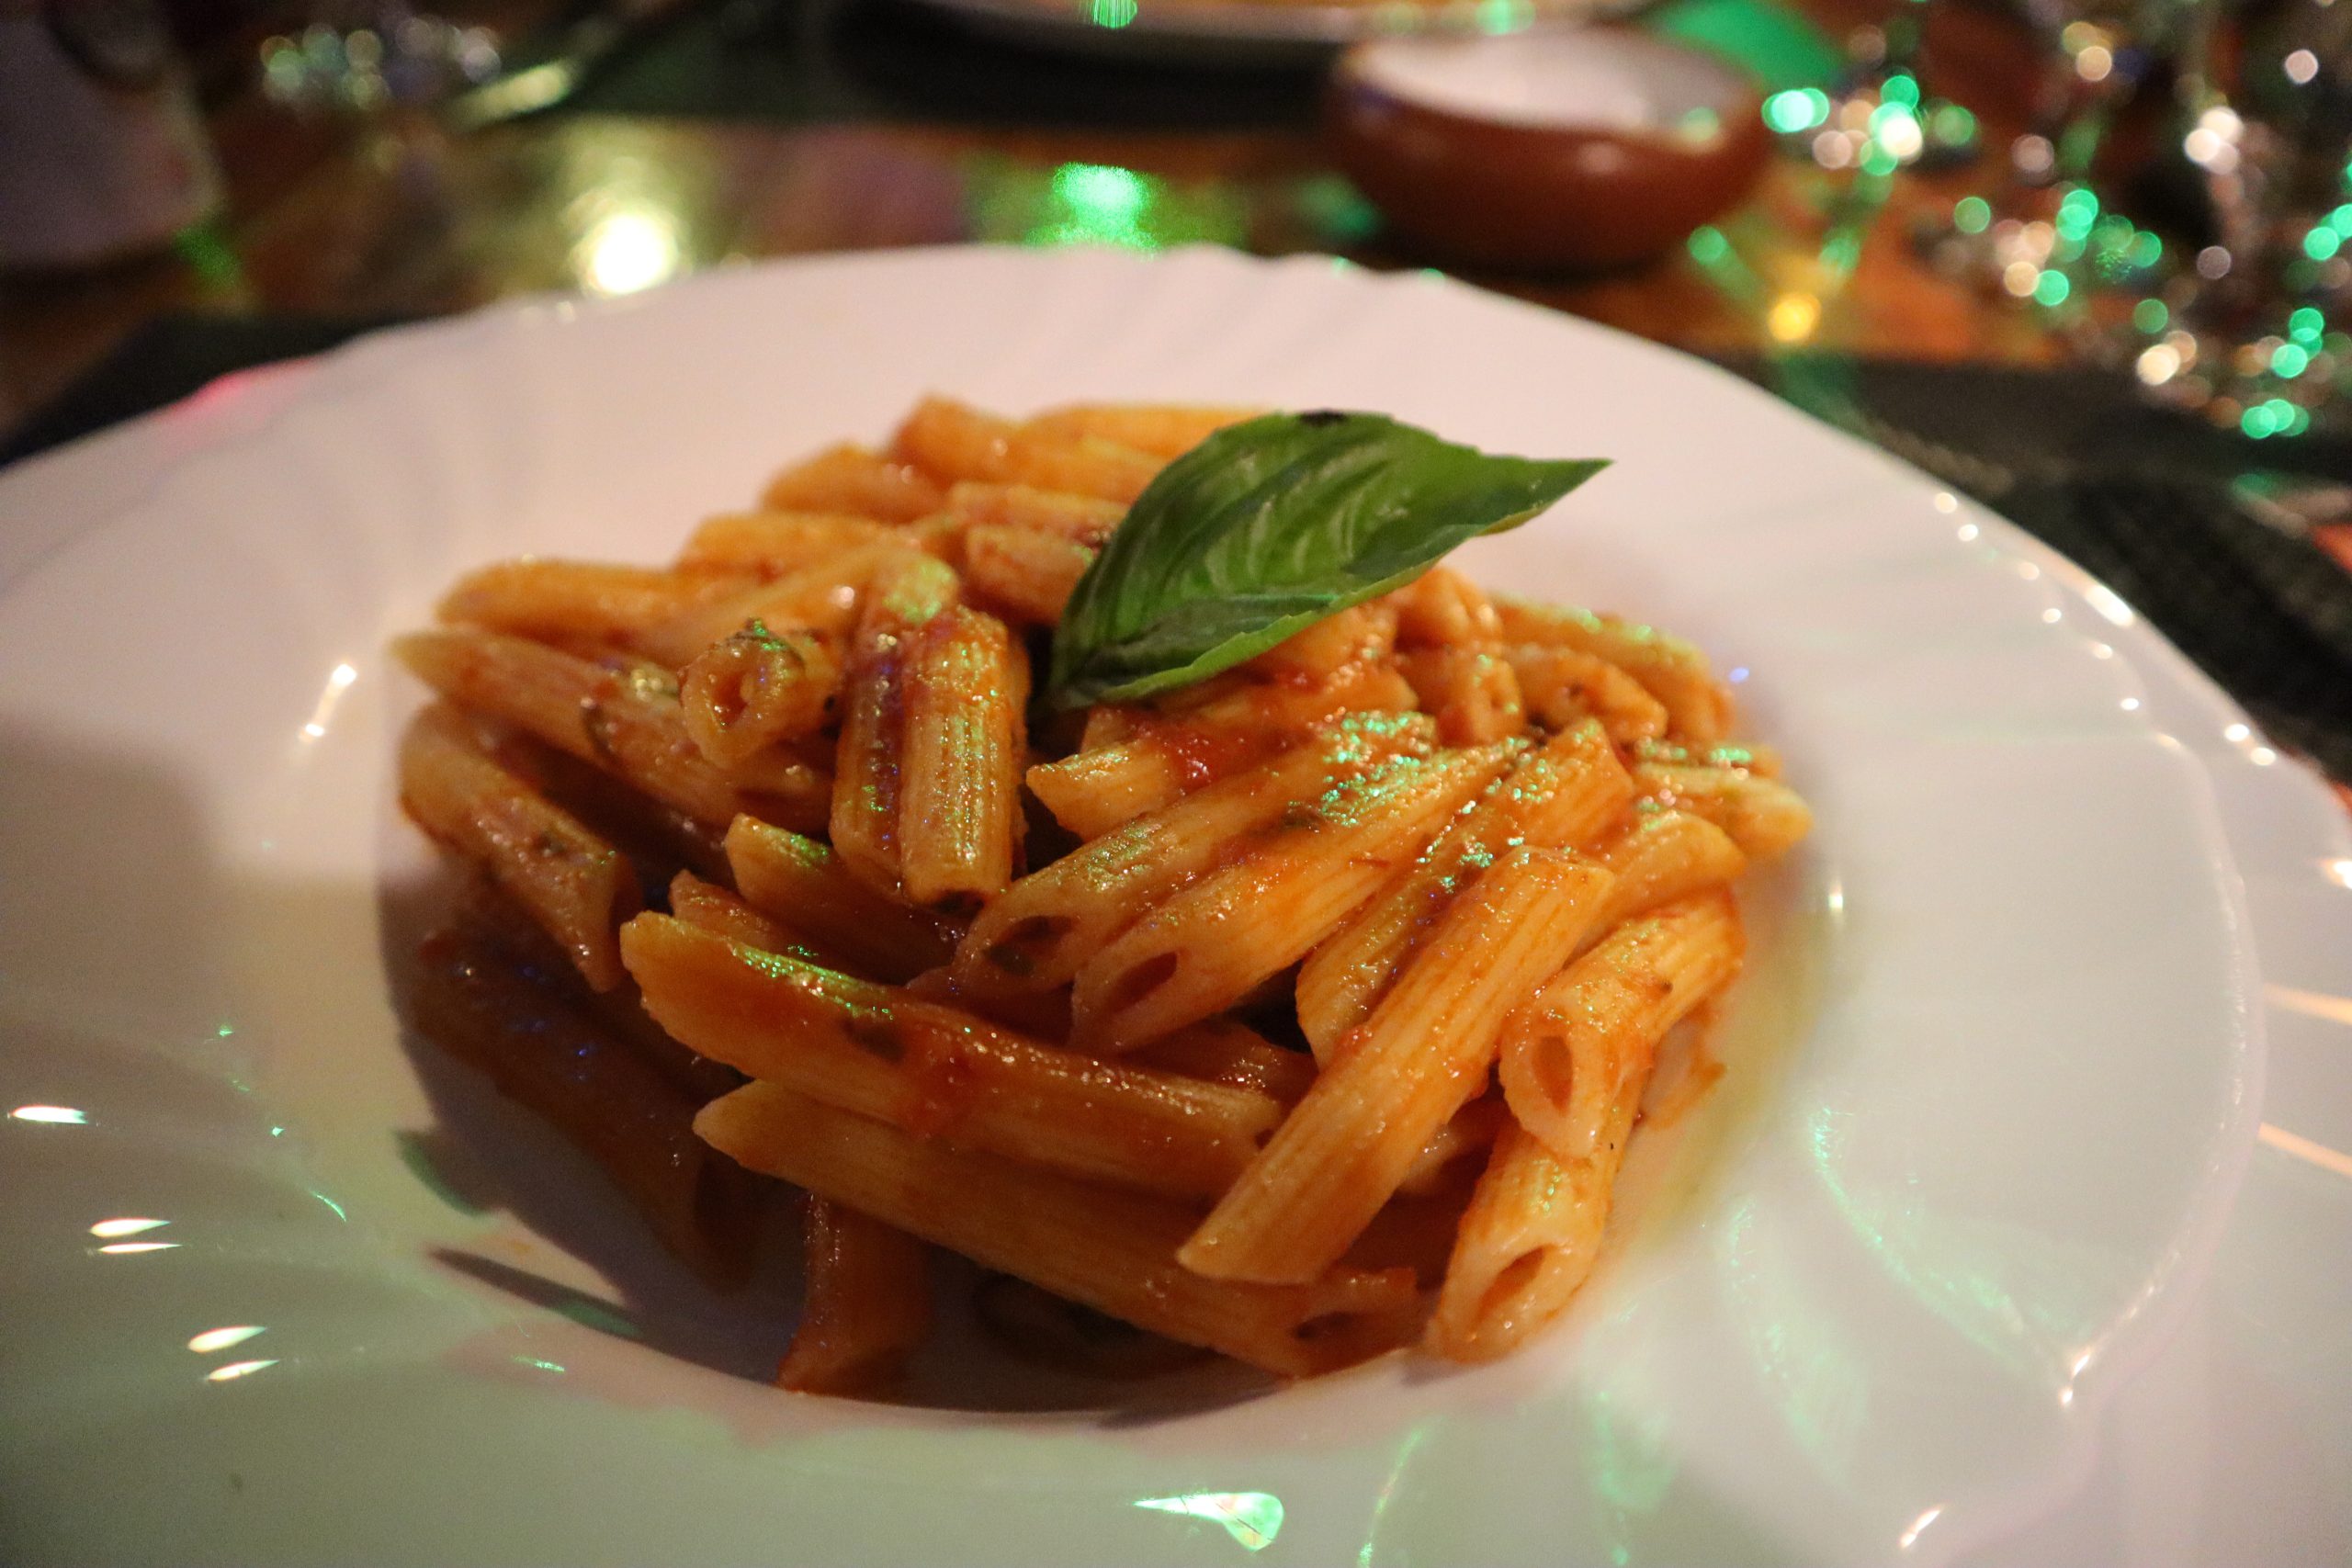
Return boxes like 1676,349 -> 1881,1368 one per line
1952,196 -> 1991,234
2305,225 -> 2342,261
1090,0 -> 1136,24
2243,405 -> 2276,438
2132,298 -> 2168,333
2290,306 -> 2325,344
1688,225 -> 1730,265
2033,269 -> 2070,306
2129,231 -> 2164,267
1135,1495 -> 1284,1552
2274,342 -> 2312,377
1882,73 -> 1920,107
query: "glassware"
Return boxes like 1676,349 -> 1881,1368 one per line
2131,0 -> 2352,434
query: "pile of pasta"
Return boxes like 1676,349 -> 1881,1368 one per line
394,396 -> 1810,1395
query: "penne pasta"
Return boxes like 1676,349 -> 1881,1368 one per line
666,868 -> 816,958
761,442 -> 947,523
1396,645 -> 1529,747
893,397 -> 1161,503
1245,604 -> 1398,683
436,559 -> 753,645
1630,761 -> 1814,862
1589,808 -> 1748,930
395,627 -> 831,833
1505,644 -> 1671,748
1387,565 -> 1502,648
400,703 -> 641,991
1180,846 -> 1617,1282
410,923 -> 766,1287
624,915 -> 1285,1200
393,394 -> 1809,1387
952,715 -> 1436,997
829,554 -> 962,895
1127,1019 -> 1318,1102
1026,664 -> 1421,840
1296,720 -> 1633,1058
1023,402 -> 1261,458
724,816 -> 961,983
632,543 -> 922,668
678,622 -> 841,769
1497,892 -> 1744,1162
1069,742 -> 1519,1054
1492,600 -> 1735,743
960,525 -> 1094,626
943,481 -> 1124,544
1431,893 -> 1744,1361
674,511 -> 919,577
775,1197 -> 934,1396
696,1082 -> 1419,1377
897,606 -> 1029,908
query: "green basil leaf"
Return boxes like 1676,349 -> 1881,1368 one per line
1046,411 -> 1607,708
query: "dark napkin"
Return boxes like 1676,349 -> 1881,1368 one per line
6,314 -> 2348,782
1718,353 -> 2352,783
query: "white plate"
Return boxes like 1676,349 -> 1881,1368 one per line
0,246 -> 2311,1566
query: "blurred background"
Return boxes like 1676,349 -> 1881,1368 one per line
2,0 -> 2349,777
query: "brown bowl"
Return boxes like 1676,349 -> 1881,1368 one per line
1326,28 -> 1770,273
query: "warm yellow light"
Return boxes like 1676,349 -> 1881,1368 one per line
1766,292 -> 1820,344
2136,344 -> 2181,385
580,209 -> 682,298
206,1359 -> 278,1382
188,1325 -> 267,1354
89,1218 -> 168,1238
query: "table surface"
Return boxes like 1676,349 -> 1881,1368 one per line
2,10 -> 2348,1564
0,0 -> 2067,432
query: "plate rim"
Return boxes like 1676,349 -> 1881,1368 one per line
0,242 -> 2297,1567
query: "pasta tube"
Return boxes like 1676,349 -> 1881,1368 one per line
1630,762 -> 1813,862
696,1082 -> 1419,1377
1296,720 -> 1632,1058
760,442 -> 946,523
775,1197 -> 934,1396
1431,893 -> 1743,1361
674,511 -> 918,577
436,559 -> 752,645
893,396 -> 1162,503
1022,403 -> 1260,457
725,816 -> 962,983
961,525 -> 1094,626
1179,846 -> 1615,1283
897,606 -> 1029,907
399,704 -> 640,991
678,623 -> 841,769
394,627 -> 830,833
1026,663 -> 1420,840
951,715 -> 1435,996
1492,600 -> 1735,743
830,554 -> 962,894
1069,742 -> 1519,1054
411,924 -> 765,1287
623,916 -> 1285,1200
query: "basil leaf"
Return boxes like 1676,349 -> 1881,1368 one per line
1046,411 -> 1606,708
